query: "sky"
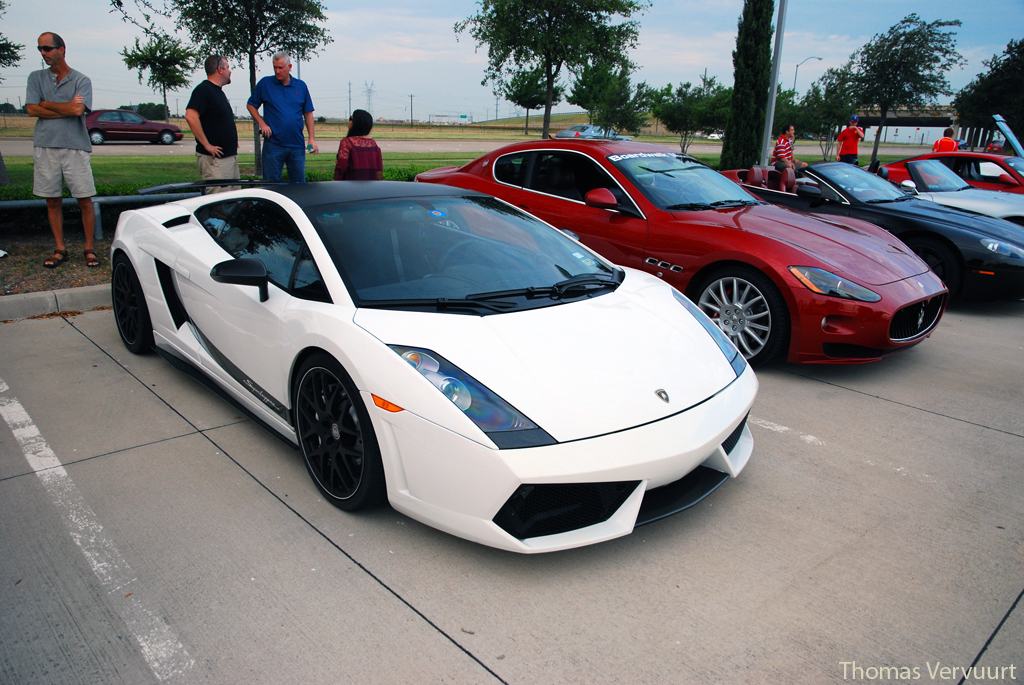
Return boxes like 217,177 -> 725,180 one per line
2,0 -> 1022,123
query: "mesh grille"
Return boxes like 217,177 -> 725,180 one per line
493,481 -> 640,540
721,414 -> 748,455
889,294 -> 945,341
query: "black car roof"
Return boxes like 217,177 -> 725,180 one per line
273,181 -> 486,208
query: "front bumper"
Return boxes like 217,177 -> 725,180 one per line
786,269 -> 948,364
365,365 -> 758,553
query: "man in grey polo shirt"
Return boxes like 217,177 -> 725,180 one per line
26,32 -> 99,268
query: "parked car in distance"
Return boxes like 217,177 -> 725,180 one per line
726,161 -> 1024,301
882,158 -> 1024,226
111,180 -> 757,553
555,124 -> 632,141
707,133 -> 723,140
884,152 -> 1024,195
417,140 -> 947,366
86,109 -> 184,145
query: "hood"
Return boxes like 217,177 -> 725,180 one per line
353,270 -> 740,443
917,188 -> 1024,220
674,204 -> 928,285
877,197 -> 1024,244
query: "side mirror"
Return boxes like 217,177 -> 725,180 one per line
211,258 -> 269,302
998,173 -> 1018,186
796,184 -> 822,199
585,187 -> 618,210
900,180 -> 918,195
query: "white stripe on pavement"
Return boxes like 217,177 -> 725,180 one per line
0,377 -> 193,682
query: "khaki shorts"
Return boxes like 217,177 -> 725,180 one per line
197,154 -> 240,194
33,147 -> 96,198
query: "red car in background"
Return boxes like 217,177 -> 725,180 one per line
884,152 -> 1024,195
417,140 -> 947,366
86,109 -> 184,146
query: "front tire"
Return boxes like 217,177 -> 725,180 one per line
695,266 -> 789,365
293,354 -> 386,511
159,130 -> 175,145
904,237 -> 962,297
89,129 -> 105,145
111,253 -> 154,354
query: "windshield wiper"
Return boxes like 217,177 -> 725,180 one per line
361,297 -> 518,314
465,272 -> 623,303
665,202 -> 715,211
709,199 -> 761,207
864,196 -> 911,203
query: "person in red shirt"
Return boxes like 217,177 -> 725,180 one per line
334,109 -> 383,180
836,114 -> 864,164
770,124 -> 807,170
932,128 -> 959,153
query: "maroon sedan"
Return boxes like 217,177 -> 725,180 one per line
884,152 -> 1024,195
417,140 -> 947,365
86,109 -> 184,146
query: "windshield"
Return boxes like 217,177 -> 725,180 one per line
1005,157 -> 1024,173
608,152 -> 762,210
812,163 -> 908,203
907,159 -> 972,192
306,196 -> 619,313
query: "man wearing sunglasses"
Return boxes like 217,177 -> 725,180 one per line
26,32 -> 98,268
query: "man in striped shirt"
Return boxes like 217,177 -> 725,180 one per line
771,124 -> 807,170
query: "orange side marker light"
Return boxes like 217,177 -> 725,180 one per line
372,394 -> 404,412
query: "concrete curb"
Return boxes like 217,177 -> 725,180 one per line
0,284 -> 111,321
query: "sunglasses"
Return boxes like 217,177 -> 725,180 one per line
37,45 -> 60,52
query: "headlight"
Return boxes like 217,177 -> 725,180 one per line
788,266 -> 881,303
389,346 -> 555,449
981,238 -> 1024,260
673,289 -> 747,377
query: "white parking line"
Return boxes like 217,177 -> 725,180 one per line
749,415 -> 825,445
0,377 -> 193,682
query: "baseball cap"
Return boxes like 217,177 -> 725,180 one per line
850,114 -> 859,122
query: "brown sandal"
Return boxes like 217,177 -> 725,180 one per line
84,250 -> 100,268
44,249 -> 68,269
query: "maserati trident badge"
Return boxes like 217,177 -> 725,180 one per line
656,389 -> 670,403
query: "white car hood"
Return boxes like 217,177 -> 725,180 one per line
919,188 -> 1024,220
353,270 -> 739,442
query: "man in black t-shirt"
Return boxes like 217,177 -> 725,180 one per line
185,55 -> 239,193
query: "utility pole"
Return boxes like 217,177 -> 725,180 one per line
364,81 -> 375,116
759,0 -> 788,167
348,82 -> 352,117
409,95 -> 414,125
495,96 -> 499,121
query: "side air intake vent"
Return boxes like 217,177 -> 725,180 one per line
493,481 -> 640,540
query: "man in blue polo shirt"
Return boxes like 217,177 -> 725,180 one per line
246,51 -> 319,182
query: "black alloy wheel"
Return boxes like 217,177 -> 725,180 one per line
903,237 -> 962,297
293,354 -> 386,511
695,266 -> 789,366
111,253 -> 154,354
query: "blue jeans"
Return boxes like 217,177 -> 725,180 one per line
262,138 -> 306,182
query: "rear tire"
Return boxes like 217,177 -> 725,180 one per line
159,130 -> 175,145
89,130 -> 105,145
111,253 -> 154,354
293,354 -> 386,511
904,237 -> 962,296
695,266 -> 789,366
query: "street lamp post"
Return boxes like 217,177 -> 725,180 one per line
793,56 -> 823,92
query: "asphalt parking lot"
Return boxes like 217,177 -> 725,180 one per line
1,301 -> 1022,684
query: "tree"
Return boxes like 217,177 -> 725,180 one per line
120,102 -> 170,120
652,73 -> 729,154
799,67 -> 855,160
720,0 -> 774,170
568,58 -> 616,124
121,33 -> 197,122
455,0 -> 648,139
590,66 -> 650,137
0,0 -> 22,185
502,67 -> 563,135
953,39 -> 1024,135
111,0 -> 333,176
848,13 -> 965,166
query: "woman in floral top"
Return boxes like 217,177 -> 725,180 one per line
333,109 -> 383,180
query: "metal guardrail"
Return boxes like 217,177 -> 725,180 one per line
0,192 -> 200,239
